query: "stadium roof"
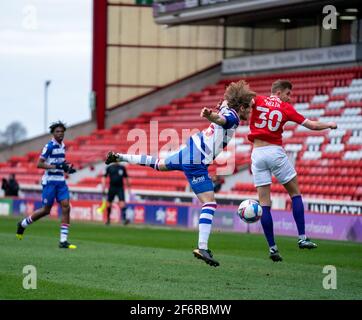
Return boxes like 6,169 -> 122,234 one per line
154,0 -> 361,26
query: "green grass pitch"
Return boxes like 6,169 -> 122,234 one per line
1,216 -> 361,300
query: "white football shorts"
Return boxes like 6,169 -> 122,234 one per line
251,145 -> 297,187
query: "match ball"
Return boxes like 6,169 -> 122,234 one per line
237,199 -> 262,223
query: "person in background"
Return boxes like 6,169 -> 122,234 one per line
16,121 -> 77,249
102,162 -> 131,226
2,178 -> 9,196
7,174 -> 20,197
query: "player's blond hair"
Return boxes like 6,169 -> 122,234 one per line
224,80 -> 256,112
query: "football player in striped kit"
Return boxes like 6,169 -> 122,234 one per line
105,81 -> 256,267
16,121 -> 77,249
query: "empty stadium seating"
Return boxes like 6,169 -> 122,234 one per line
1,66 -> 361,200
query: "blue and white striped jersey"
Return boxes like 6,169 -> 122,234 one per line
40,138 -> 66,184
189,100 -> 240,165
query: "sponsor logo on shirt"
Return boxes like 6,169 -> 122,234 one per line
191,176 -> 205,184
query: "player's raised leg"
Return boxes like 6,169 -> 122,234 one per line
105,151 -> 169,171
257,184 -> 283,262
283,177 -> 317,249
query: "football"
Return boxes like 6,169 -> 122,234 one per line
237,199 -> 263,223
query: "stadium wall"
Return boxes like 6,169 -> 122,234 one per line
99,0 -> 224,117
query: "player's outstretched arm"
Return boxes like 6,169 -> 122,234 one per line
200,107 -> 226,126
302,119 -> 337,131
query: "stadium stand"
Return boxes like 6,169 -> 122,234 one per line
1,66 -> 362,200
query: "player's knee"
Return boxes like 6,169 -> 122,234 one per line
289,191 -> 301,199
43,207 -> 51,215
257,185 -> 272,206
61,203 -> 70,212
157,159 -> 168,171
197,191 -> 216,204
259,197 -> 272,207
284,178 -> 300,197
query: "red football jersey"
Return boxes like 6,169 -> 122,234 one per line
248,95 -> 306,145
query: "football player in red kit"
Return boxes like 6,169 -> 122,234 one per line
248,80 -> 337,262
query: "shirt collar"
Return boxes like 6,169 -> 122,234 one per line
51,138 -> 64,148
229,108 -> 240,122
270,95 -> 281,102
222,100 -> 240,122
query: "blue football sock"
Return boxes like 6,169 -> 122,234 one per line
261,206 -> 275,247
292,195 -> 305,237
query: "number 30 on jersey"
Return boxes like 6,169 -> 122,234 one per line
254,106 -> 283,132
